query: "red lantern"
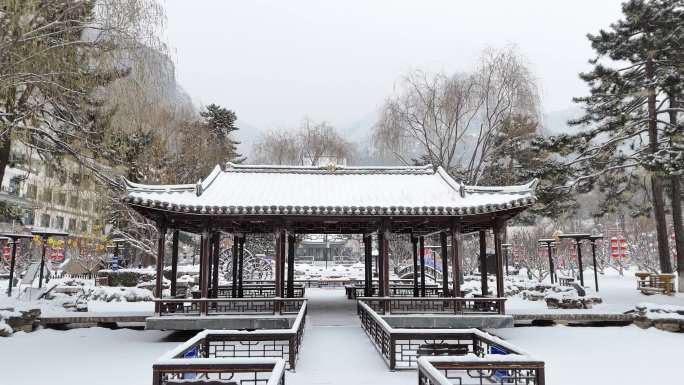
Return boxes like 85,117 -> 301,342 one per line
2,241 -> 10,262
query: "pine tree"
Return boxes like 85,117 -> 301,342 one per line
541,0 -> 684,273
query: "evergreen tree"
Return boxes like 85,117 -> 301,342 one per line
200,103 -> 244,164
542,0 -> 683,273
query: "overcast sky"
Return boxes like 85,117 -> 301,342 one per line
163,0 -> 625,133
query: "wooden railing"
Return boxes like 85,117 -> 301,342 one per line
154,298 -> 305,317
357,300 -> 520,370
211,284 -> 305,298
152,357 -> 286,385
152,300 -> 306,372
346,285 -> 443,299
358,297 -> 506,315
418,356 -> 545,385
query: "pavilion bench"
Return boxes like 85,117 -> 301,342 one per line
636,273 -> 675,296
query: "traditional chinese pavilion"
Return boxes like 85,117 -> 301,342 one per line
123,163 -> 537,311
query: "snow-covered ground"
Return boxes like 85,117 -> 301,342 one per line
507,269 -> 684,314
494,325 -> 684,385
0,288 -> 682,385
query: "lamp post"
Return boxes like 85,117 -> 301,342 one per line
31,228 -> 69,289
558,233 -> 602,290
1,233 -> 35,296
587,234 -> 603,292
538,239 -> 557,284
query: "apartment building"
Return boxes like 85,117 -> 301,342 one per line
0,145 -> 106,235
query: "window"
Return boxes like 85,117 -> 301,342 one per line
40,214 -> 50,228
80,220 -> 89,233
56,192 -> 66,206
42,188 -> 53,203
26,184 -> 37,199
69,195 -> 78,209
68,218 -> 77,232
23,210 -> 34,226
53,216 -> 64,230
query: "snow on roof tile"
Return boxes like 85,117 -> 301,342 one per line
123,163 -> 537,216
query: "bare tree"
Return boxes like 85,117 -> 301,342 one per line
253,118 -> 355,166
373,46 -> 539,184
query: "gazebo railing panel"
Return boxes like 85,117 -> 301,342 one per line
154,298 -> 306,317
152,358 -> 286,385
214,285 -> 305,298
357,301 -> 522,370
348,285 -> 442,299
358,297 -> 506,315
418,357 -> 545,385
154,301 -> 306,374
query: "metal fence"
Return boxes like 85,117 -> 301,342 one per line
357,300 -> 526,370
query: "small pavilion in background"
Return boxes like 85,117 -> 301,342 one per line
122,163 -> 538,316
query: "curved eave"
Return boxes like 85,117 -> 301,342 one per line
122,195 -> 537,217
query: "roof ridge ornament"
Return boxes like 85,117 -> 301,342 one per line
326,161 -> 337,173
195,179 -> 203,196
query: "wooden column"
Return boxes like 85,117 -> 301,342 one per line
275,231 -> 283,298
411,236 -> 418,297
382,229 -> 390,297
154,221 -> 167,313
479,230 -> 488,296
450,222 -> 462,297
238,236 -> 245,297
38,236 -> 47,289
377,230 -> 386,297
419,236 -> 426,297
200,232 -> 211,315
494,222 -> 505,299
287,234 -> 295,297
363,234 -> 373,297
440,231 -> 450,297
198,235 -> 204,295
206,234 -> 213,297
231,235 -> 239,298
279,232 -> 286,296
170,230 -> 179,298
7,238 -> 18,297
212,232 -> 220,298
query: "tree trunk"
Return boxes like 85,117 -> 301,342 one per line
672,176 -> 684,292
667,93 -> 684,291
0,132 -> 12,187
645,59 -> 672,273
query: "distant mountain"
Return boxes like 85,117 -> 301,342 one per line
542,107 -> 585,136
234,119 -> 264,161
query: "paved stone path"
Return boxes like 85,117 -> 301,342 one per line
289,288 -> 413,385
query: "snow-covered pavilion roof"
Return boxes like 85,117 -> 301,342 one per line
123,163 -> 537,217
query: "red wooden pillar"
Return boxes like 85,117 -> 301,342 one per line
419,236 -> 426,297
200,231 -> 210,315
212,232 -> 220,298
287,234 -> 296,298
382,228 -> 390,297
450,222 -> 461,297
411,236 -> 418,297
440,231 -> 450,297
238,236 -> 245,297
274,230 -> 283,298
494,221 -> 505,299
479,230 -> 488,296
377,230 -> 386,297
231,235 -> 239,298
170,230 -> 179,298
154,221 -> 167,314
